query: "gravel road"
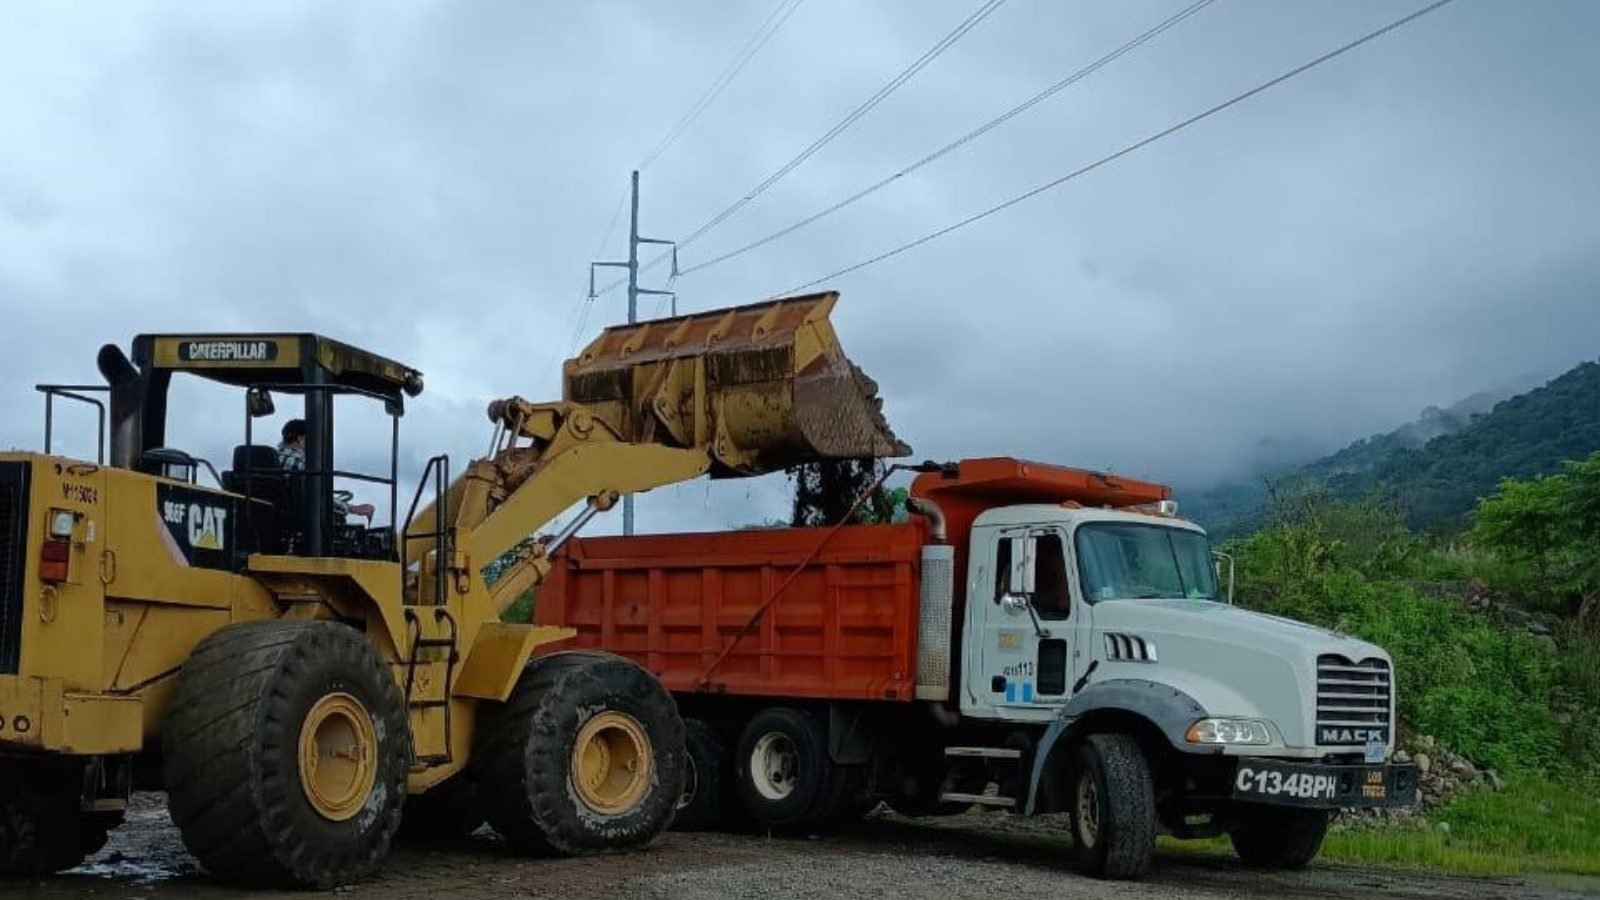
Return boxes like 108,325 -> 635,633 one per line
7,795 -> 1596,900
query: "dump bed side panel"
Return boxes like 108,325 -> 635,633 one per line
537,523 -> 924,701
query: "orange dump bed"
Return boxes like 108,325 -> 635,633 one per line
537,523 -> 925,702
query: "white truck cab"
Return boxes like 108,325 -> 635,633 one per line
900,486 -> 1417,879
961,506 -> 1396,762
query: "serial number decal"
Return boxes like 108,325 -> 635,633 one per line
1235,767 -> 1339,801
61,482 -> 99,504
1002,661 -> 1034,679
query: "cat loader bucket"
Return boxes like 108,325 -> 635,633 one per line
563,291 -> 909,474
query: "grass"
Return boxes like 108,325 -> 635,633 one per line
1162,777 -> 1600,878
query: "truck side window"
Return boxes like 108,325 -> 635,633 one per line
1034,533 -> 1070,619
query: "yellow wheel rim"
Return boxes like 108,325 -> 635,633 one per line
297,692 -> 377,822
570,711 -> 652,816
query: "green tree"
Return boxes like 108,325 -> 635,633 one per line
1470,473 -> 1570,594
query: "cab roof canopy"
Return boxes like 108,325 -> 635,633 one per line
126,333 -> 423,399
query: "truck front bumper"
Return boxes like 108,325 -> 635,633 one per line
1231,758 -> 1418,809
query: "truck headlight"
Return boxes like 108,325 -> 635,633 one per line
1186,718 -> 1273,745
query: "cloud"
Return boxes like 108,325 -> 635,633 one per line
3,0 -> 1597,537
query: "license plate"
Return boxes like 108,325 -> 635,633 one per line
1234,762 -> 1340,803
1364,739 -> 1387,764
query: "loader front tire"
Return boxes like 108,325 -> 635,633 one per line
478,651 -> 685,855
163,621 -> 411,888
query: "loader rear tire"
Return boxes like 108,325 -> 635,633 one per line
478,651 -> 685,855
0,762 -> 122,877
163,621 -> 411,888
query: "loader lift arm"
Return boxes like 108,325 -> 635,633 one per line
406,291 -> 908,613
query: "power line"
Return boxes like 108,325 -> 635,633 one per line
541,186 -> 629,383
769,0 -> 1460,300
589,0 -> 1007,305
675,0 -> 1009,251
557,3 -> 800,355
680,0 -> 1219,278
638,0 -> 806,172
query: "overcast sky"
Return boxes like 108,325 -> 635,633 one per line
2,0 -> 1597,535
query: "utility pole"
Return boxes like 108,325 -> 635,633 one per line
589,170 -> 677,535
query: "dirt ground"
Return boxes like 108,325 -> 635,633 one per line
8,794 -> 1597,900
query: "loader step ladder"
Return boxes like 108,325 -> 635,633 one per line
400,454 -> 459,766
403,607 -> 459,766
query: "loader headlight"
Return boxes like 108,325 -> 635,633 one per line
49,509 -> 75,539
1186,718 -> 1273,745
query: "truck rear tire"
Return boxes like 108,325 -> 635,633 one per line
477,651 -> 685,855
163,621 -> 411,888
1068,734 -> 1156,880
0,762 -> 123,876
1229,807 -> 1330,869
735,707 -> 832,828
676,718 -> 734,831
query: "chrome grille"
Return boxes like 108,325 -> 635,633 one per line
1316,654 -> 1391,745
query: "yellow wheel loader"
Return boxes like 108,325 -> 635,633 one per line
0,292 -> 904,886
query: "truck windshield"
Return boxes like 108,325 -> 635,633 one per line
1075,522 -> 1219,601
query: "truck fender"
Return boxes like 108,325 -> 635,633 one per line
1022,679 -> 1208,815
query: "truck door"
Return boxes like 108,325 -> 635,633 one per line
964,526 -> 1077,720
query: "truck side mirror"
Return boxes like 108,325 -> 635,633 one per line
1213,550 -> 1236,604
1009,535 -> 1037,596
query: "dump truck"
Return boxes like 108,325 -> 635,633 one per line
0,292 -> 903,886
535,457 -> 1420,879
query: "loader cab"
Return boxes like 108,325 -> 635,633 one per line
83,333 -> 423,563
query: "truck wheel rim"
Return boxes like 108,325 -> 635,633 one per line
750,733 -> 799,801
571,711 -> 653,816
1075,771 -> 1101,849
298,693 -> 377,822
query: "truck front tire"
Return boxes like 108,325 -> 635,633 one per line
478,651 -> 685,855
1228,806 -> 1330,869
163,621 -> 411,888
1068,734 -> 1156,879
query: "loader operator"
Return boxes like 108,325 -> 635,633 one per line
277,418 -> 375,522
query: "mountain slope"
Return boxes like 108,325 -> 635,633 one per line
1331,360 -> 1600,527
1183,360 -> 1600,534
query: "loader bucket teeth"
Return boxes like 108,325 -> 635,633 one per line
565,291 -> 909,473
